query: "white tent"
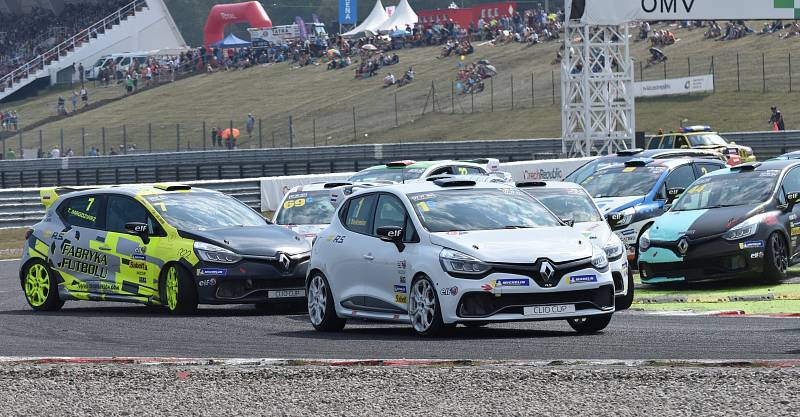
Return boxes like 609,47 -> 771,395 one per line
376,0 -> 418,32
343,0 -> 389,37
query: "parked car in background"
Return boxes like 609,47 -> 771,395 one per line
564,148 -> 727,184
644,126 -> 755,166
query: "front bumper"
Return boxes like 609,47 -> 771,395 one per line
638,238 -> 766,283
436,266 -> 615,324
193,258 -> 309,304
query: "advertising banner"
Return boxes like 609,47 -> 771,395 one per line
634,74 -> 714,98
339,0 -> 357,25
577,0 -> 799,25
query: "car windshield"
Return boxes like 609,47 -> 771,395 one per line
671,171 -> 778,211
407,188 -> 561,232
580,166 -> 666,198
564,157 -> 628,183
275,190 -> 336,225
523,188 -> 603,223
688,134 -> 728,146
144,192 -> 266,231
349,167 -> 425,183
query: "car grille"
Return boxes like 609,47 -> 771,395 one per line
457,285 -> 614,318
485,257 -> 596,288
641,255 -> 748,279
612,271 -> 624,294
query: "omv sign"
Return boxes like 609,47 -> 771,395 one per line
575,0 -> 798,25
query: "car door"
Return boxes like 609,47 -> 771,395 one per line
329,193 -> 379,307
104,195 -> 168,300
370,193 -> 420,310
52,194 -> 108,295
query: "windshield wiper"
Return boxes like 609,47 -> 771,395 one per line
503,225 -> 534,229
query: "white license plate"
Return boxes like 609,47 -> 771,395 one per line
268,289 -> 305,299
523,304 -> 576,317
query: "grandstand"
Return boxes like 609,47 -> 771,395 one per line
0,0 -> 185,102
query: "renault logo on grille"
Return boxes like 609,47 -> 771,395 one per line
677,237 -> 689,256
277,253 -> 291,271
539,261 -> 555,281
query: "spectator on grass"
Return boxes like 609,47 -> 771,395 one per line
57,96 -> 67,115
80,86 -> 88,107
383,72 -> 396,87
246,113 -> 255,138
71,90 -> 79,112
50,146 -> 60,158
211,126 -> 219,147
6,148 -> 16,160
88,147 -> 98,157
125,74 -> 134,94
770,106 -> 786,131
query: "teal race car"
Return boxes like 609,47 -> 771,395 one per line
638,161 -> 800,284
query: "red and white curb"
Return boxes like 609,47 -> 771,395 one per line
0,357 -> 798,368
640,310 -> 800,318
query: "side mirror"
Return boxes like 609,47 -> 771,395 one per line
787,192 -> 800,209
376,226 -> 405,252
125,222 -> 150,244
561,218 -> 575,227
607,212 -> 626,229
666,187 -> 686,203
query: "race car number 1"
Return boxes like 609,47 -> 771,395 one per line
283,198 -> 306,209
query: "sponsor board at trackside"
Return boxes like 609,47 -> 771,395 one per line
576,0 -> 798,25
634,75 -> 714,98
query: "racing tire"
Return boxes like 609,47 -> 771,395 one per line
409,276 -> 453,337
567,313 -> 613,334
21,260 -> 64,311
307,272 -> 346,332
763,232 -> 789,283
160,264 -> 198,315
615,269 -> 635,311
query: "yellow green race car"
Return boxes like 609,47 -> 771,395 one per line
644,126 -> 756,166
20,184 -> 311,314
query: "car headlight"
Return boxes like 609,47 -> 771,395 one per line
639,229 -> 651,251
603,236 -> 624,260
591,245 -> 609,270
722,216 -> 759,241
439,248 -> 490,276
611,207 -> 636,227
194,241 -> 242,264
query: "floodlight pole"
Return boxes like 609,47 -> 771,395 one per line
562,20 -> 635,157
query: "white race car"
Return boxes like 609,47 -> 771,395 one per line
306,179 -> 615,336
517,181 -> 633,310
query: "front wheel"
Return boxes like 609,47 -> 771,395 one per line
160,264 -> 197,315
615,269 -> 635,311
22,260 -> 64,311
409,277 -> 451,337
763,232 -> 789,283
307,273 -> 346,332
567,313 -> 612,334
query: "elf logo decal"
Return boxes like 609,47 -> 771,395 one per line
641,0 -> 695,14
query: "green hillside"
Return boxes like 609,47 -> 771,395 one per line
4,22 -> 800,155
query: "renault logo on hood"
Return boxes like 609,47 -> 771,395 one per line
677,237 -> 689,256
277,252 -> 291,271
540,261 -> 555,281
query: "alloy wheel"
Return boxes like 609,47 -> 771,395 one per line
24,264 -> 50,307
409,279 -> 436,333
773,236 -> 788,273
308,275 -> 327,326
165,266 -> 179,310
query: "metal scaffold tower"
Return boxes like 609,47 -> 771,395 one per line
561,21 -> 635,157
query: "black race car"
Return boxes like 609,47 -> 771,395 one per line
639,160 -> 800,283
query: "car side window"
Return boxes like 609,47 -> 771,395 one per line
665,165 -> 696,190
105,195 -> 163,235
372,194 -> 419,242
782,168 -> 800,194
675,136 -> 690,149
456,166 -> 484,175
343,194 -> 377,235
694,162 -> 723,178
429,166 -> 453,176
660,135 -> 675,149
646,137 -> 661,149
60,195 -> 104,229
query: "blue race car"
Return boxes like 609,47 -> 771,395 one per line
579,158 -> 727,260
564,148 -> 727,184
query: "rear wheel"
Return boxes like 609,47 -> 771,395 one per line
22,260 -> 63,311
160,264 -> 197,315
615,269 -> 635,311
567,313 -> 612,334
763,232 -> 788,283
307,273 -> 346,332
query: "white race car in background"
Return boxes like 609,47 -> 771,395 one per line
517,181 -> 633,310
348,159 -> 498,183
306,179 -> 615,336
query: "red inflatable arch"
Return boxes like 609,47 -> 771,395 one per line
203,1 -> 272,46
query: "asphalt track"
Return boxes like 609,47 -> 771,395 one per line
1,259 -> 799,359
